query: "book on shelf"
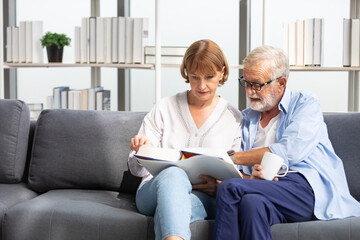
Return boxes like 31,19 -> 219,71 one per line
25,21 -> 32,63
134,145 -> 243,184
31,21 -> 43,63
295,19 -> 304,66
27,103 -> 43,120
144,46 -> 188,56
88,86 -> 104,110
53,86 -> 70,109
111,17 -> 119,63
343,18 -> 351,67
118,17 -> 126,63
351,19 -> 360,67
61,89 -> 69,109
304,18 -> 314,66
104,17 -> 112,64
144,55 -> 183,65
133,18 -> 149,64
68,90 -> 82,110
19,21 -> 26,63
74,26 -> 81,63
96,90 -> 111,110
96,17 -> 105,63
81,17 -> 89,63
313,18 -> 323,66
12,27 -> 19,63
288,22 -> 296,66
89,17 -> 96,63
125,17 -> 134,64
80,89 -> 89,110
6,26 -> 12,62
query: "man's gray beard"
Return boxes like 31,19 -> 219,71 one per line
248,87 -> 279,112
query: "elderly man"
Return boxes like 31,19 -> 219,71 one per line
212,46 -> 360,240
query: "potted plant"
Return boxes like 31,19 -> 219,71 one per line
40,32 -> 71,63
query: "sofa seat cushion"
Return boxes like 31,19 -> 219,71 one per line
0,99 -> 30,183
0,183 -> 37,239
271,216 -> 360,240
28,109 -> 145,193
3,189 -> 150,240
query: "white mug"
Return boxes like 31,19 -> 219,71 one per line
260,152 -> 288,180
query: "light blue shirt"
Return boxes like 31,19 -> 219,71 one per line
241,88 -> 360,220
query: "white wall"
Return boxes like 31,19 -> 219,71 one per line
15,0 -> 353,113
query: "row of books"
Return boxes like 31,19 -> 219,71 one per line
283,18 -> 324,67
6,21 -> 44,63
47,86 -> 111,111
343,19 -> 360,67
144,46 -> 187,65
74,17 -> 148,64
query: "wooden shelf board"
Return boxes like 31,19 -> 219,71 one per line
4,62 -> 155,69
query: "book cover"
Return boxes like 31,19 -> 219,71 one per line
125,17 -> 134,64
96,90 -> 111,110
31,21 -> 43,63
19,21 -> 26,63
74,26 -> 81,63
111,17 -> 118,63
295,19 -> 304,66
61,89 -> 69,109
81,17 -> 89,63
96,17 -> 105,63
133,18 -> 149,64
80,89 -> 89,110
53,86 -> 70,109
68,90 -> 81,110
343,18 -> 351,67
304,18 -> 314,66
288,21 -> 296,66
313,18 -> 323,66
135,145 -> 243,184
12,27 -> 19,63
6,26 -> 12,62
89,17 -> 96,63
104,17 -> 112,64
25,21 -> 32,63
351,19 -> 360,67
88,86 -> 104,110
118,17 -> 126,63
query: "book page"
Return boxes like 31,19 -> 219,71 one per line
135,145 -> 182,162
181,147 -> 233,163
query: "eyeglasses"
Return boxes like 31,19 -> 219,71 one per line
238,75 -> 281,91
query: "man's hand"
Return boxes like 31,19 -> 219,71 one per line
192,175 -> 221,197
130,135 -> 152,152
251,164 -> 278,181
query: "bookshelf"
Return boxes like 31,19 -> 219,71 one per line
0,0 -> 162,110
236,0 -> 360,112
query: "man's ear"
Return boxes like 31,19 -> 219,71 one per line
278,77 -> 287,89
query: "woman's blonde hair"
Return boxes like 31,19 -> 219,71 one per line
180,39 -> 229,85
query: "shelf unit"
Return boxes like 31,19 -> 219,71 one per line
237,0 -> 360,112
0,0 -> 163,111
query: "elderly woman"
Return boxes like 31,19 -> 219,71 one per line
128,39 -> 242,240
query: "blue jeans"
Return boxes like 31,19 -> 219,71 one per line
136,166 -> 216,240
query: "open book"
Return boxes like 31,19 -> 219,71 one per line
134,145 -> 243,184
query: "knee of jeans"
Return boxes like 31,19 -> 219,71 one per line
156,166 -> 191,188
239,194 -> 267,215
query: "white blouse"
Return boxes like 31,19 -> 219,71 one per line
128,90 -> 243,183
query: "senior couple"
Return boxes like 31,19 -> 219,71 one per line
127,40 -> 360,240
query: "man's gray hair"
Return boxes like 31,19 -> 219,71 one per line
243,45 -> 289,80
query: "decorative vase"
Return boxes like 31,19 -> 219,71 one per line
46,46 -> 64,63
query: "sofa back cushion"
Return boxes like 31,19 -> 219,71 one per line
324,113 -> 360,200
0,99 -> 30,183
28,109 -> 145,193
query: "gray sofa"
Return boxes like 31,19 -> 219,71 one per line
0,99 -> 360,240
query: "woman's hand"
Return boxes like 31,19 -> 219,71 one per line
250,164 -> 278,181
192,175 -> 221,197
130,135 -> 152,152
